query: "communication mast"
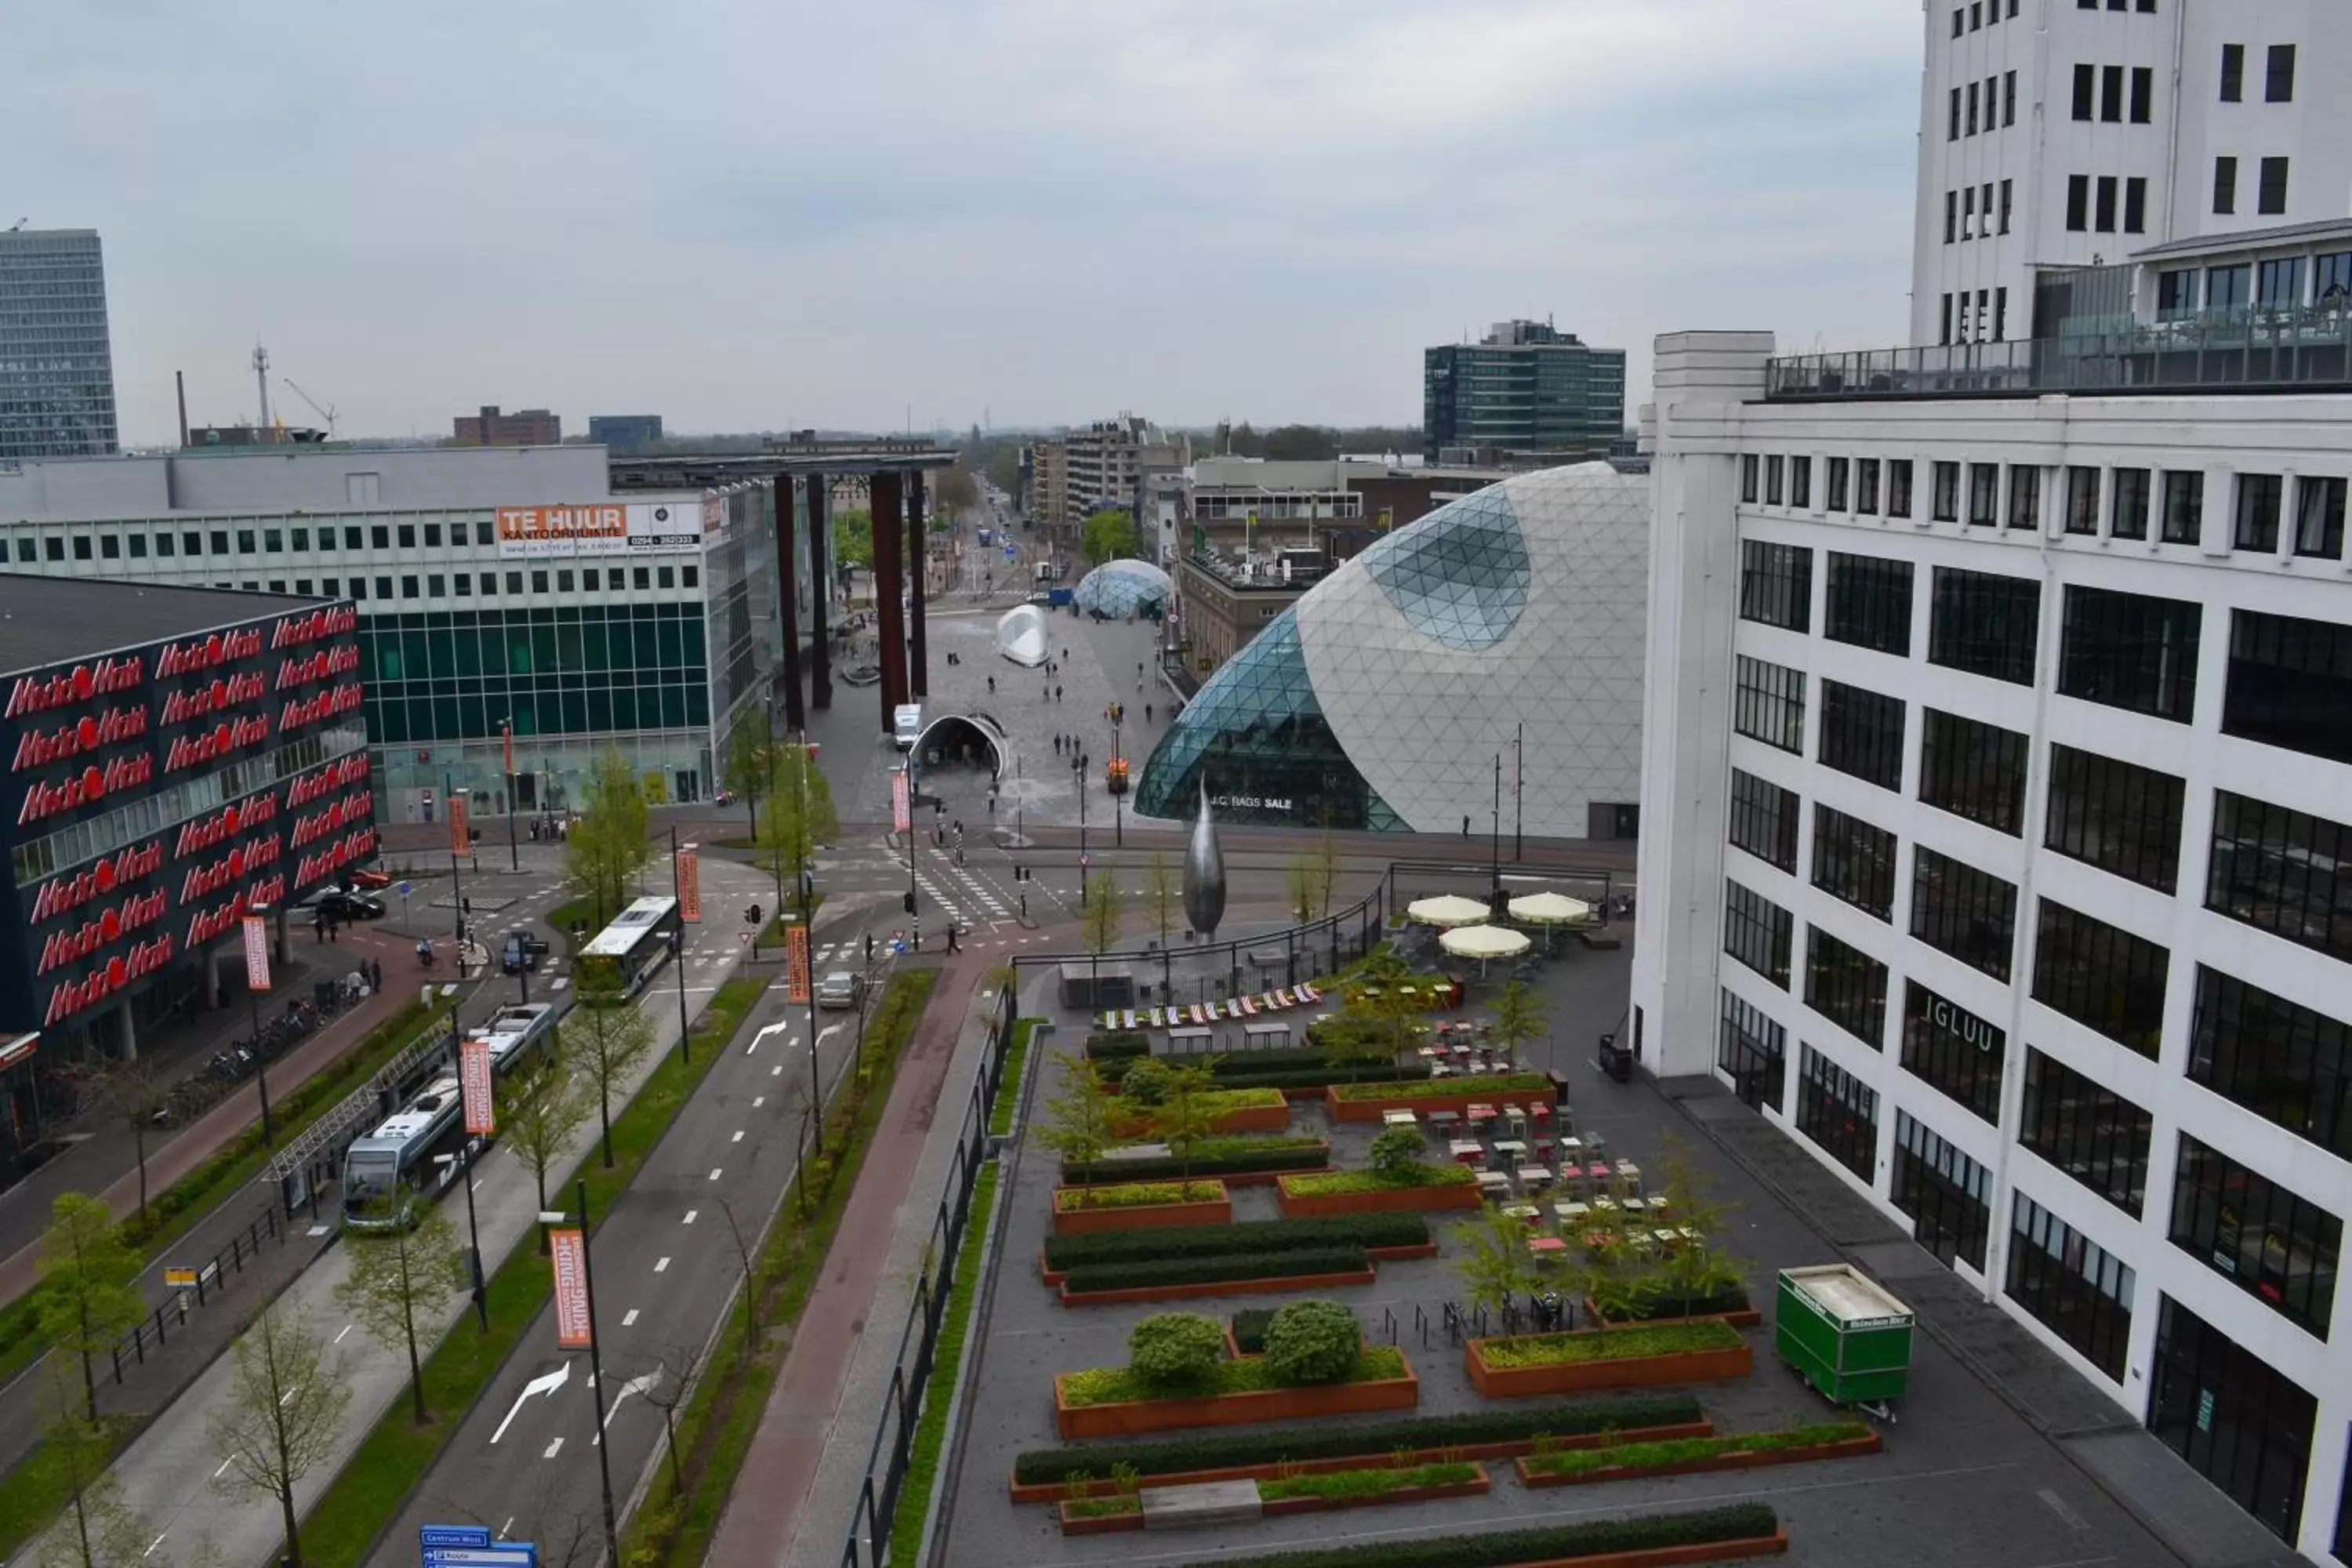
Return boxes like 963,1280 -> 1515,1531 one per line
252,343 -> 272,430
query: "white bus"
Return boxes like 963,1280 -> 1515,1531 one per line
474,1000 -> 561,1079
342,1073 -> 469,1231
577,896 -> 682,998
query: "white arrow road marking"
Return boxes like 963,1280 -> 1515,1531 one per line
143,1534 -> 166,1559
544,1437 -> 564,1459
622,1308 -> 640,1327
817,1023 -> 847,1045
332,1324 -> 353,1345
747,1022 -> 790,1055
492,1361 -> 572,1443
682,1209 -> 698,1225
592,1369 -> 662,1446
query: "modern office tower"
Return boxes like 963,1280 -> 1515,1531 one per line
0,228 -> 119,461
1423,321 -> 1625,466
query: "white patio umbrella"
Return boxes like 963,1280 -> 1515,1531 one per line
1407,894 -> 1492,927
1508,891 -> 1593,925
1439,924 -> 1532,960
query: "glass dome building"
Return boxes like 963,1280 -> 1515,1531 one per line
1074,558 -> 1173,618
1136,463 -> 1648,833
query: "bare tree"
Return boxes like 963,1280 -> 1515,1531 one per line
34,1356 -> 147,1568
335,1204 -> 467,1422
92,1055 -> 166,1230
712,1195 -> 764,1352
567,993 -> 657,1167
503,1058 -> 594,1249
206,1305 -> 352,1568
38,1192 -> 143,1422
1311,834 -> 1340,920
635,1339 -> 710,1499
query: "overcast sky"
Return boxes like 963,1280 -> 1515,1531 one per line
12,0 -> 1923,445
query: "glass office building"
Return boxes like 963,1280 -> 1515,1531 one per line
0,229 -> 118,462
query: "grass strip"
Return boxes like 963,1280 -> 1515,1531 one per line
884,1159 -> 998,1564
989,1018 -> 1038,1138
1281,1166 -> 1476,1196
1062,1138 -> 1327,1185
1522,1421 -> 1870,1479
1328,1073 -> 1552,1102
1167,1502 -> 1780,1568
1475,1320 -> 1742,1369
1053,1181 -> 1221,1213
620,971 -> 936,1568
1060,1347 -> 1408,1409
1258,1460 -> 1478,1503
1044,1214 -> 1428,1271
295,977 -> 765,1568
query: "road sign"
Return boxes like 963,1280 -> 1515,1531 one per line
421,1548 -> 538,1566
164,1267 -> 198,1290
421,1526 -> 492,1549
394,880 -> 413,898
785,922 -> 811,1006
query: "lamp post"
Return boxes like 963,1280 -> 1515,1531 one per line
1513,721 -> 1523,863
1490,753 -> 1502,907
446,773 -> 470,955
545,1182 -> 619,1565
502,719 -> 519,873
670,828 -> 693,1065
434,1148 -> 489,1331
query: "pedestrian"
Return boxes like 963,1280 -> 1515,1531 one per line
1145,702 -> 1153,724
1462,815 -> 1471,837
988,675 -> 996,694
946,922 -> 960,953
371,956 -> 383,991
1054,734 -> 1062,756
313,908 -> 326,943
328,916 -> 339,943
1056,684 -> 1063,702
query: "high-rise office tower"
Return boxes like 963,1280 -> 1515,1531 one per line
0,228 -> 119,461
1423,321 -> 1625,466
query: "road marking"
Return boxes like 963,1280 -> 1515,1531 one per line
551,977 -> 570,992
544,1437 -> 564,1459
279,1384 -> 302,1406
592,1369 -> 662,1446
622,1308 -> 640,1327
683,1209 -> 698,1225
731,1131 -> 744,1143
492,1362 -> 572,1443
708,1167 -> 723,1180
214,1458 -> 231,1478
771,1063 -> 782,1076
142,1534 -> 166,1559
747,1021 -> 790,1055
753,1095 -> 765,1108
654,1256 -> 670,1273
500,1517 -> 514,1540
333,1324 -> 353,1345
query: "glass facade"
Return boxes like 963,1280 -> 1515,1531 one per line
1738,540 -> 1811,632
2020,1048 -> 2153,1217
358,604 -> 710,746
1911,844 -> 2018,981
1134,605 -> 1399,829
1733,655 -> 1806,753
1806,926 -> 1889,1047
1901,978 -> 2005,1123
1918,708 -> 2029,834
2169,1134 -> 2342,1337
1356,487 -> 1531,650
1893,1109 -> 1992,1270
1719,987 -> 1787,1110
0,230 -> 118,460
1929,567 -> 2040,685
1795,1043 -> 1879,1181
2031,898 -> 2167,1056
2225,608 -> 2352,767
2059,585 -> 2201,722
2008,1194 -> 2135,1381
2042,745 -> 2185,893
1727,768 -> 1799,873
1817,681 -> 1906,790
2190,967 -> 2352,1161
1824,552 -> 1912,654
2205,790 -> 2352,964
2150,1296 -> 2315,1544
1812,803 -> 1896,920
1724,879 -> 1793,988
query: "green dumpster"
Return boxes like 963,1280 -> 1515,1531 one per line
1775,1264 -> 1915,1408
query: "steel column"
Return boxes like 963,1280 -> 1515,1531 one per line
775,476 -> 806,733
906,470 -> 928,701
871,470 -> 908,728
808,472 -> 833,710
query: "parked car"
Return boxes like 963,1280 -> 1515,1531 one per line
343,869 -> 393,891
301,888 -> 384,922
815,971 -> 867,1011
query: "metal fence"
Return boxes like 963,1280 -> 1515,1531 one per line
107,1204 -> 286,1385
839,982 -> 1020,1568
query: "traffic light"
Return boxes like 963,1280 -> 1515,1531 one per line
902,890 -> 916,914
746,904 -> 763,926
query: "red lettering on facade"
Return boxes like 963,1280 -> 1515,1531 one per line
272,644 -> 359,691
277,684 -> 364,732
174,793 -> 278,859
16,753 -> 153,827
154,626 -> 263,681
3,655 -> 145,720
44,933 -> 173,1026
29,839 -> 165,924
162,713 -> 271,774
295,826 -> 379,890
269,605 -> 358,649
285,753 -> 370,808
160,671 -> 267,728
9,704 -> 149,774
35,887 -> 169,976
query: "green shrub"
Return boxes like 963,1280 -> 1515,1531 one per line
1367,1126 -> 1425,1182
1283,1166 -> 1475,1196
1013,1394 -> 1705,1483
1612,1282 -> 1752,1320
1476,1321 -> 1743,1368
1063,1139 -> 1327,1185
1045,1214 -> 1428,1272
1054,1181 -> 1222,1212
1084,1032 -> 1152,1061
1062,1347 -> 1409,1409
1062,1247 -> 1368,1295
1162,1503 -> 1779,1567
1523,1421 -> 1870,1479
1127,1313 -> 1227,1389
1262,1301 -> 1362,1386
1257,1461 -> 1478,1503
1121,1058 -> 1174,1106
1329,1073 -> 1552,1102
1062,1494 -> 1142,1519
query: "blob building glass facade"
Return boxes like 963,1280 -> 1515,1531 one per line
1138,463 -> 1648,833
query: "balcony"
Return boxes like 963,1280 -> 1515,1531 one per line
1768,305 -> 2352,401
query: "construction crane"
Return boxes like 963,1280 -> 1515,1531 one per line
282,378 -> 339,441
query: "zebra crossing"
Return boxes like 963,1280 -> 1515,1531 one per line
884,840 -> 1016,927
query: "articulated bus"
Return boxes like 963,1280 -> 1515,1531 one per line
341,1000 -> 568,1232
577,895 -> 683,997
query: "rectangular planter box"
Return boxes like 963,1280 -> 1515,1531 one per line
1258,1468 -> 1490,1515
1056,1502 -> 1144,1536
1588,1297 -> 1765,1331
1051,1185 -> 1232,1236
1007,1420 -> 1715,1504
1111,1102 -> 1294,1138
1503,1531 -> 1788,1568
1054,1356 -> 1419,1439
1325,1084 -> 1552,1123
1276,1174 -> 1483,1218
1515,1432 -> 1879,1488
1465,1330 -> 1755,1398
1061,1267 -> 1378,1307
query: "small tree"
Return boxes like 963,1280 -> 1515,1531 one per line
1144,851 -> 1179,985
759,742 -> 839,921
564,747 -> 652,928
504,1061 -> 594,1248
1487,979 -> 1548,1069
1036,1050 -> 1120,1168
36,1356 -> 147,1568
1080,869 -> 1123,1000
1261,1300 -> 1360,1385
720,720 -> 774,848
93,1056 -> 165,1232
206,1305 -> 351,1568
1646,1140 -> 1745,1319
1080,508 -> 1139,565
38,1192 -> 143,1423
1151,1062 -> 1222,1177
336,1205 -> 467,1421
1127,1312 -> 1223,1389
1367,1125 -> 1425,1185
1284,857 -> 1315,924
1450,1205 -> 1544,1319
568,993 -> 658,1167
1309,835 -> 1340,920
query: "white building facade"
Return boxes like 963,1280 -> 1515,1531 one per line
1915,0 -> 2352,347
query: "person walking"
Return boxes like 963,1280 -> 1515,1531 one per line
987,674 -> 996,694
1055,684 -> 1063,702
1462,815 -> 1471,837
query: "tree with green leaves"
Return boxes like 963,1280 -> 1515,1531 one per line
1151,1062 -> 1222,1177
1080,869 -> 1123,960
38,1192 -> 143,1423
931,466 -> 979,518
1080,509 -> 1138,565
1144,851 -> 1178,948
759,741 -> 838,921
336,1205 -> 467,1422
207,1305 -> 350,1568
504,1059 -> 595,1247
36,1355 -> 147,1568
1486,978 -> 1548,1069
720,719 -> 774,849
564,747 -> 652,929
568,993 -> 659,1167
831,508 -> 876,571
1036,1050 -> 1120,1167
1284,858 -> 1316,924
1646,1140 -> 1745,1319
1449,1204 -> 1545,1319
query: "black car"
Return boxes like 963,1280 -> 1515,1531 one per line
502,930 -> 551,975
303,888 -> 385,922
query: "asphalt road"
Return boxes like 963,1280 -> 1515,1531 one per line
361,898 -> 888,1566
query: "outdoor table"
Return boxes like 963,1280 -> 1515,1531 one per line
1416,1046 -> 1439,1060
1553,1200 -> 1591,1226
1493,1138 -> 1526,1160
1584,1161 -> 1614,1185
1517,1165 -> 1554,1191
1476,1171 -> 1512,1199
1645,1196 -> 1669,1217
1619,1197 -> 1648,1217
1527,1236 -> 1567,1259
1529,1102 -> 1552,1123
1590,1196 -> 1618,1214
1614,1160 -> 1643,1196
1557,1135 -> 1584,1158
1653,1229 -> 1682,1250
1466,1102 -> 1497,1127
1426,1110 -> 1461,1134
1679,1226 -> 1705,1245
1449,1139 -> 1485,1166
1382,1109 -> 1419,1129
1429,1062 -> 1453,1078
1502,1107 -> 1528,1137
1501,1203 -> 1542,1226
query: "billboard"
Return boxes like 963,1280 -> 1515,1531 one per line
549,1229 -> 593,1349
495,504 -> 699,560
459,1035 -> 495,1136
785,921 -> 811,1005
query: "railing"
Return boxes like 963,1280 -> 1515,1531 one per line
1767,314 -> 2352,401
107,1206 -> 285,1385
839,984 -> 1021,1568
267,1011 -> 453,1186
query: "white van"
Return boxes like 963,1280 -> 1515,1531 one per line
892,703 -> 923,750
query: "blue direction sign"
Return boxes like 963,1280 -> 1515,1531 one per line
420,1526 -> 491,1550
421,1548 -> 537,1567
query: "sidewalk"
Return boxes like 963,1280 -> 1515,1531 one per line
704,951 -> 989,1568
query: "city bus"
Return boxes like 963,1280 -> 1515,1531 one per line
474,1000 -> 562,1079
342,1072 -> 469,1231
577,895 -> 683,997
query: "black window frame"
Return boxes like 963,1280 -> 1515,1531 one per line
1887,460 -> 1913,519
2007,1193 -> 2135,1381
2236,471 -> 2284,551
2042,744 -> 2185,893
1967,463 -> 1999,527
1813,803 -> 1898,921
1727,768 -> 1800,874
2161,470 -> 2204,543
2072,61 -> 2096,120
1719,989 -> 1786,1112
1856,459 -> 1881,515
2205,789 -> 2352,964
1806,926 -> 1889,1048
2257,157 -> 2289,216
1795,1044 -> 1879,1182
1826,456 -> 1850,512
2220,42 -> 2245,101
1931,461 -> 1961,522
1900,979 -> 2006,1123
2169,1135 -> 2342,1338
1724,880 -> 1794,989
2111,466 -> 2151,539
2031,898 -> 2168,1057
2266,42 -> 2296,101
2215,154 -> 2238,215
1733,655 -> 1806,753
1740,454 -> 1759,504
2292,475 -> 2345,559
2007,464 -> 2039,530
1738,540 -> 1813,632
2149,1297 -> 2314,1545
1892,1109 -> 1992,1271
1929,567 -> 2041,686
2067,174 -> 2090,231
2066,466 -> 2102,534
1789,456 -> 1812,510
1911,845 -> 2018,981
2223,608 -> 2352,766
1918,708 -> 2029,836
1823,552 -> 1912,655
2058,584 -> 2201,722
2189,966 -> 2352,1163
1817,681 -> 1906,792
2020,1048 -> 2153,1217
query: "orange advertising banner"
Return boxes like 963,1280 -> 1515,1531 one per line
241,914 -> 271,994
501,720 -> 514,777
496,505 -> 628,547
459,1036 -> 495,1136
891,769 -> 911,836
786,921 -> 812,1006
449,791 -> 470,857
550,1228 -> 593,1349
677,850 -> 702,923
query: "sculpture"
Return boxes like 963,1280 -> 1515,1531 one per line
1182,777 -> 1227,937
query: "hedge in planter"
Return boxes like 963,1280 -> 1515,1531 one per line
1085,1033 -> 1152,1061
1328,1073 -> 1553,1102
1059,1344 -> 1410,1410
1062,1246 -> 1368,1296
1261,1300 -> 1362,1384
1166,1502 -> 1781,1567
1605,1283 -> 1755,1323
1258,1459 -> 1483,1508
1476,1321 -> 1743,1369
1467,1320 -> 1754,1397
1011,1393 -> 1708,1486
1062,1138 -> 1328,1185
1044,1214 -> 1429,1272
1053,1180 -> 1226,1212
1519,1422 -> 1875,1485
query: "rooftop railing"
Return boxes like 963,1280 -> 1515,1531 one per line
1768,305 -> 2352,401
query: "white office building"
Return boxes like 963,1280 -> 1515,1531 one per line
1629,5 -> 2352,1559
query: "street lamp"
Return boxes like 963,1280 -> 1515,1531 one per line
544,1181 -> 619,1566
432,1147 -> 488,1331
670,829 -> 693,1065
502,718 -> 520,873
